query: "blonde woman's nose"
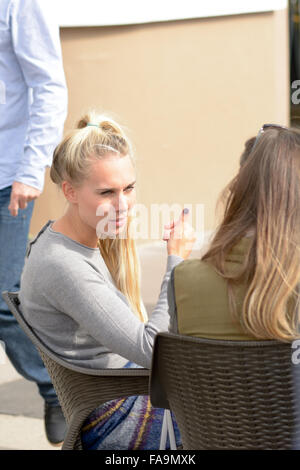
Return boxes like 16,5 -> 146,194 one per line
116,193 -> 129,212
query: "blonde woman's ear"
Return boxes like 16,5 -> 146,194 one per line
61,180 -> 78,204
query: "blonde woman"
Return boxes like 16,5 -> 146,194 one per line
19,112 -> 196,450
168,124 -> 300,343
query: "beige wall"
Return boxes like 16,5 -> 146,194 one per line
29,10 -> 289,242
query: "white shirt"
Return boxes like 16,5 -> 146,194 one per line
0,0 -> 68,191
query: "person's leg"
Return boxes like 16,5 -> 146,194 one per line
81,394 -> 182,450
0,185 -> 58,405
81,361 -> 182,450
0,315 -> 59,404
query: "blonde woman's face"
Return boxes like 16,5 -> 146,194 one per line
75,154 -> 137,235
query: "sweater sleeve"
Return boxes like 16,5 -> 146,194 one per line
11,0 -> 67,191
44,254 -> 184,369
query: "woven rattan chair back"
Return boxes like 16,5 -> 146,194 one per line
2,291 -> 149,450
150,332 -> 300,450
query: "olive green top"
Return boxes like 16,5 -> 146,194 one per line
168,237 -> 261,341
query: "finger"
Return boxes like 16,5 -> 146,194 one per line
165,209 -> 190,238
8,192 -> 21,216
163,229 -> 171,240
170,208 -> 189,234
18,196 -> 28,210
8,200 -> 19,216
181,207 -> 189,220
173,208 -> 190,227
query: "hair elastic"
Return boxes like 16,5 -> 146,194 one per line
94,144 -> 119,154
86,123 -> 99,127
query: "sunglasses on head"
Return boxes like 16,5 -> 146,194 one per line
252,123 -> 288,151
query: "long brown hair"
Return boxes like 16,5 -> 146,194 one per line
202,127 -> 300,341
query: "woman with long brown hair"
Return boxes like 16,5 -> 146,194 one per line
19,111 -> 196,449
169,124 -> 300,342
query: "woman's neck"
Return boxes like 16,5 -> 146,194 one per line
52,210 -> 99,249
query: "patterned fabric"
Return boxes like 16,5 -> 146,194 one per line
81,362 -> 182,450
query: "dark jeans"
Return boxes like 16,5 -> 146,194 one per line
0,185 -> 58,405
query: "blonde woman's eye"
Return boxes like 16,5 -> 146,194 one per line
99,185 -> 135,196
100,191 -> 112,196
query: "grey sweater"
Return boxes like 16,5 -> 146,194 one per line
19,220 -> 183,369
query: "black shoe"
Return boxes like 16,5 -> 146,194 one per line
44,403 -> 67,446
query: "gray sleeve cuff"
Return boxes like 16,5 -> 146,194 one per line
166,254 -> 184,272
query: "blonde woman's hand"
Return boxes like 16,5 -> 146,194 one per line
163,208 -> 196,259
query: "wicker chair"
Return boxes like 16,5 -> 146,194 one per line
2,291 -> 149,450
150,331 -> 300,450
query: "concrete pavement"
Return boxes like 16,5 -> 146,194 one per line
0,357 -> 59,450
